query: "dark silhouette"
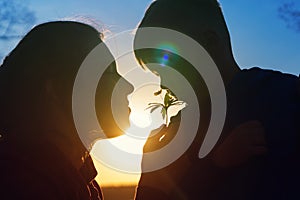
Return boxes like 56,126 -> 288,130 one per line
0,21 -> 132,199
134,0 -> 300,199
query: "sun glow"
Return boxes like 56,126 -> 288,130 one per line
91,31 -> 186,187
92,88 -> 185,187
129,111 -> 151,128
91,124 -> 151,187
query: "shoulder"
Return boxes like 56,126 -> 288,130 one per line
231,67 -> 299,94
241,67 -> 299,83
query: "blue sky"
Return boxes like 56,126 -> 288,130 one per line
0,0 -> 299,75
221,0 -> 300,75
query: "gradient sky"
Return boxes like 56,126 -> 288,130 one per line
1,0 -> 299,75
1,0 -> 299,186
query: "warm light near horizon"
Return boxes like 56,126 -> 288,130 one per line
91,89 -> 185,187
92,79 -> 186,187
129,111 -> 152,128
91,31 -> 186,187
92,134 -> 146,187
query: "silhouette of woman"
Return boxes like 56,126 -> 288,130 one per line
0,21 -> 133,199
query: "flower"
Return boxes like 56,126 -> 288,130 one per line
146,89 -> 186,127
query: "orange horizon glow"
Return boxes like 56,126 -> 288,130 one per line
92,36 -> 186,187
93,156 -> 141,187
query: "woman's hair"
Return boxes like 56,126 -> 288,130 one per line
0,21 -> 103,123
60,15 -> 111,39
0,21 -> 129,139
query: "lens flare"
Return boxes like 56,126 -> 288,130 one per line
157,43 -> 179,54
156,43 -> 179,67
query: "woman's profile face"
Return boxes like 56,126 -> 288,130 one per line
95,63 -> 133,138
